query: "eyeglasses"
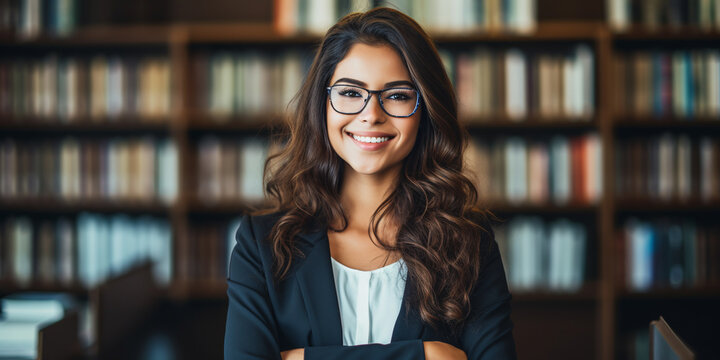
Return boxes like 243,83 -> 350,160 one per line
326,84 -> 420,118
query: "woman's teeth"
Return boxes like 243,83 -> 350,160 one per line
352,134 -> 390,143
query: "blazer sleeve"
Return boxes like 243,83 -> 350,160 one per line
225,215 -> 282,360
225,215 -> 427,360
460,226 -> 517,360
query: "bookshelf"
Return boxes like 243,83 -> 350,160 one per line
1,8 -> 719,360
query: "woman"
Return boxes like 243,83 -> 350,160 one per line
224,7 -> 516,360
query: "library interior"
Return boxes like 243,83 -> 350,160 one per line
0,0 -> 719,359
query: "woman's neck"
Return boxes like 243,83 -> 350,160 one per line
338,165 -> 400,232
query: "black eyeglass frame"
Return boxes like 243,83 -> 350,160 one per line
326,84 -> 421,118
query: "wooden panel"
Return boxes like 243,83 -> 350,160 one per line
512,302 -> 597,359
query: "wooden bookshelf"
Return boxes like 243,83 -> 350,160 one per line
2,13 -> 720,360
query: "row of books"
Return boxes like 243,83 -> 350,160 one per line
607,0 -> 720,31
274,0 -> 372,35
495,216 -> 587,292
0,292 -> 75,358
614,135 -> 720,201
197,51 -> 309,119
274,0 -> 537,35
0,138 -> 178,203
618,218 -> 720,291
613,50 -> 720,118
0,214 -> 172,288
444,45 -> 595,120
197,137 -> 273,202
0,56 -> 172,121
379,0 -> 536,33
465,134 -> 603,205
176,219 -> 240,282
1,0 -> 78,38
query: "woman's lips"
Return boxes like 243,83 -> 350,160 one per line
346,131 -> 394,151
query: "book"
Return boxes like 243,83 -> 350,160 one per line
650,316 -> 695,360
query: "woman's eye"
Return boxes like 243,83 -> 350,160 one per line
385,90 -> 414,101
338,89 -> 362,97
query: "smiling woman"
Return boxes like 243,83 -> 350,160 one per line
224,7 -> 517,360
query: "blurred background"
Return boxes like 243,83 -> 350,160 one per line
0,0 -> 719,359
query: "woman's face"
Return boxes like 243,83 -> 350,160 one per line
326,43 -> 421,178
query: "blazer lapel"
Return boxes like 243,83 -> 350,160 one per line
295,229 -> 343,346
391,273 -> 425,341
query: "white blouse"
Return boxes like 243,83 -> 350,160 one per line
330,256 -> 407,346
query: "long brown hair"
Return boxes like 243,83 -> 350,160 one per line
262,7 -> 494,331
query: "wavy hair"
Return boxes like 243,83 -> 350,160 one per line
262,7 -> 494,331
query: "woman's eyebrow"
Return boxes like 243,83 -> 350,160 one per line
332,78 -> 415,88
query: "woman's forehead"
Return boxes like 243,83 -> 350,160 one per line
330,43 -> 412,87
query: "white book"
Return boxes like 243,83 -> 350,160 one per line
110,215 -> 130,276
505,49 -> 527,120
306,0 -> 336,35
56,217 -> 75,285
505,137 -> 527,203
41,56 -> 58,118
569,222 -> 586,291
672,52 -> 687,117
156,220 -> 172,285
548,220 -> 565,290
60,138 -> 80,199
65,58 -> 80,120
239,139 -> 269,201
56,0 -> 76,35
106,57 -> 124,118
244,52 -> 265,115
157,139 -> 178,204
607,0 -> 629,31
234,54 -> 245,114
550,136 -> 571,204
209,53 -> 234,117
628,220 -> 653,291
96,215 -> 110,284
11,218 -> 33,286
0,321 -> 42,358
280,51 -> 303,114
20,0 -> 41,38
514,0 -> 535,33
563,57 -> 577,117
577,45 -> 595,118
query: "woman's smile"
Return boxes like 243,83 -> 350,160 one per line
345,131 -> 396,150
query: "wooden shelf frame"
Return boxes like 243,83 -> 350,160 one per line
2,20 -> 720,360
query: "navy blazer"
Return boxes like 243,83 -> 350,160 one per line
224,213 -> 516,359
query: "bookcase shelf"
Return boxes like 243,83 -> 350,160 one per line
0,118 -> 172,133
0,280 -> 88,296
611,27 -> 720,41
512,284 -> 598,303
0,25 -> 173,47
613,117 -> 720,130
486,202 -> 598,214
614,199 -> 720,214
463,117 -> 597,130
617,286 -> 720,300
2,14 -> 720,360
0,199 -> 172,214
188,116 -> 284,132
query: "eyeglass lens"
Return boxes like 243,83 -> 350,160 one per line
329,85 -> 418,117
